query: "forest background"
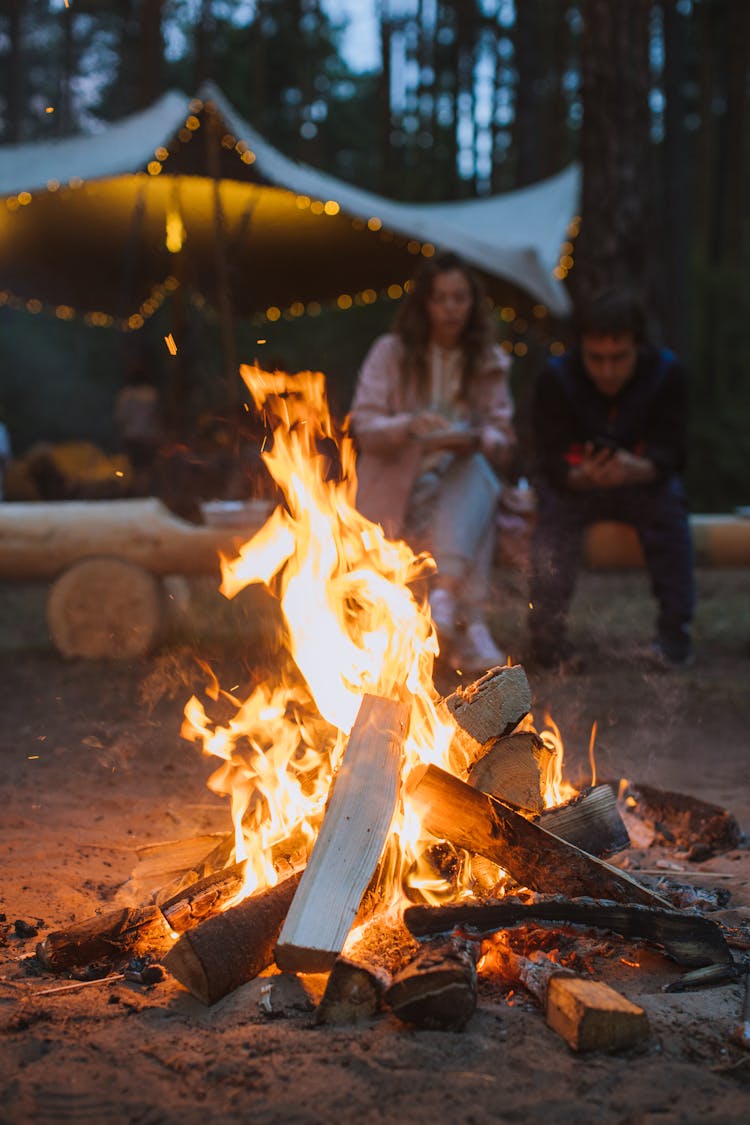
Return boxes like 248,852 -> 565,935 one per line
0,0 -> 748,512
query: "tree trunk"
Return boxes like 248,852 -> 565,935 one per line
576,0 -> 653,300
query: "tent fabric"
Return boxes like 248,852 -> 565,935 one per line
0,82 -> 579,321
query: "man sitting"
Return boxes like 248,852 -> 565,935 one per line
527,289 -> 695,670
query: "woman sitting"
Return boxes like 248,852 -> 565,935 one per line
350,251 -> 516,674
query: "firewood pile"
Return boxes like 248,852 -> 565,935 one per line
33,663 -> 747,1053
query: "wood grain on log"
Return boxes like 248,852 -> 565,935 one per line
536,785 -> 631,858
407,764 -> 668,908
163,871 -> 301,1005
38,905 -> 173,972
442,665 -> 531,776
546,975 -> 649,1052
275,695 -> 409,973
316,957 -> 391,1025
468,730 -> 552,814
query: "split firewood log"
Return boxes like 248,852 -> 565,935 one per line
536,785 -> 631,858
468,730 -> 553,814
407,764 -> 668,908
159,862 -> 246,932
275,694 -> 409,973
384,936 -> 479,1030
441,665 -> 531,776
482,941 -> 649,1052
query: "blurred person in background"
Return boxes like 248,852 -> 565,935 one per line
0,402 -> 11,500
350,251 -> 516,675
114,363 -> 164,496
528,288 -> 695,671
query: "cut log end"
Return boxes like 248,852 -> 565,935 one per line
546,975 -> 650,1052
316,957 -> 390,1025
47,556 -> 164,658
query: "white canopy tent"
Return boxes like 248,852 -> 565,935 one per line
0,82 -> 580,328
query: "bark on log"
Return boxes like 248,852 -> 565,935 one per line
47,557 -> 165,658
163,871 -> 302,1004
384,936 -> 479,1030
619,780 -> 741,854
441,665 -> 531,776
0,498 -> 270,581
468,730 -> 553,814
37,905 -> 173,972
536,785 -> 631,858
403,896 -> 734,967
275,695 -> 409,973
407,764 -> 668,908
315,957 -> 391,1025
159,862 -> 246,932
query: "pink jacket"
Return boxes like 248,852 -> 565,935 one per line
350,334 -> 515,537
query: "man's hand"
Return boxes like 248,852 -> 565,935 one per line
568,445 -> 657,490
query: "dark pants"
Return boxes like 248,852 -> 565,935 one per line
528,476 -> 695,657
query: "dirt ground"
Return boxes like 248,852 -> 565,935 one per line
1,567 -> 750,1124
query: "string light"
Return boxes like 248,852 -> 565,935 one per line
0,95 -> 577,347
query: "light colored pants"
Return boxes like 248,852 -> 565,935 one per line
404,452 -> 500,620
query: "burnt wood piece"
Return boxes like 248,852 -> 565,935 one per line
384,937 -> 478,1030
485,942 -> 649,1052
149,833 -> 237,906
536,785 -> 631,858
404,895 -> 734,968
468,731 -> 553,814
408,764 -> 668,908
37,905 -> 173,972
619,780 -> 741,854
316,957 -> 391,1025
159,862 -> 246,932
441,665 -> 531,776
163,871 -> 301,1004
275,695 -> 409,973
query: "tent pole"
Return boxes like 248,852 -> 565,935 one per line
206,111 -> 239,405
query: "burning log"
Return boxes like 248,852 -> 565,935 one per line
383,936 -> 479,1031
159,862 -> 246,933
163,871 -> 302,1004
275,694 -> 409,973
404,896 -> 734,968
315,957 -> 391,1025
468,730 -> 553,814
619,780 -> 741,856
408,764 -> 668,908
485,942 -> 649,1052
442,665 -> 531,775
536,785 -> 631,859
37,905 -> 173,972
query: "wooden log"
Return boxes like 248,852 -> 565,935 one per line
468,731 -> 553,814
619,780 -> 741,855
441,665 -> 531,776
407,764 -> 668,908
547,975 -> 649,1052
159,862 -> 246,933
403,896 -> 734,967
274,695 -> 409,973
315,957 -> 391,1025
37,905 -> 173,972
0,497 -> 271,581
163,871 -> 301,1005
485,941 -> 649,1052
47,556 -> 165,658
384,936 -> 479,1030
536,785 -> 631,858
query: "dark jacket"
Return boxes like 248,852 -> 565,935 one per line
531,346 -> 688,491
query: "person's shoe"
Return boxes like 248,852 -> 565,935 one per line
647,625 -> 697,666
429,586 -> 457,643
455,621 -> 506,675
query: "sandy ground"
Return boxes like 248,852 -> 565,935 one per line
1,568 -> 750,1124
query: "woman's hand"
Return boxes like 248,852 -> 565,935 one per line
407,411 -> 454,438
